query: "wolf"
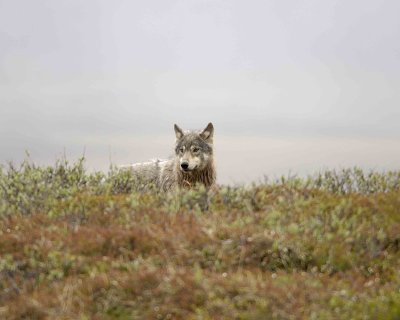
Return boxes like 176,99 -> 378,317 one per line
127,123 -> 216,191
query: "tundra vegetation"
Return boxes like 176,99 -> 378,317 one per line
0,158 -> 400,319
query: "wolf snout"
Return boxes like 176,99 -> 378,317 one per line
180,162 -> 189,171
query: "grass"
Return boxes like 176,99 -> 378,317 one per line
0,158 -> 400,319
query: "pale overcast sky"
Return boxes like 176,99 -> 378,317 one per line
1,0 -> 399,183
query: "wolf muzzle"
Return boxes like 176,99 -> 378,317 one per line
180,161 -> 189,171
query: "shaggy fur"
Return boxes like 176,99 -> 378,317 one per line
128,123 -> 216,191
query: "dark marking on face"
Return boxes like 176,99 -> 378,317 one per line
175,133 -> 212,155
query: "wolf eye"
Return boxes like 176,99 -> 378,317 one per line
192,147 -> 199,153
179,147 -> 184,153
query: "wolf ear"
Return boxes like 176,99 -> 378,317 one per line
174,124 -> 184,140
200,122 -> 214,142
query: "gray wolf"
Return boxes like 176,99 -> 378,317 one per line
127,123 -> 216,191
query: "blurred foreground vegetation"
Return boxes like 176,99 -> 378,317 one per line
0,158 -> 400,319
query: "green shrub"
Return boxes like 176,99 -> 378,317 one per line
0,158 -> 399,319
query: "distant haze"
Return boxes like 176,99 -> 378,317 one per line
1,0 -> 399,183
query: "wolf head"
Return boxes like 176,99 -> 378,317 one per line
174,122 -> 214,173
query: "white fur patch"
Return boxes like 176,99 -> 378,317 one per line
120,158 -> 168,168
